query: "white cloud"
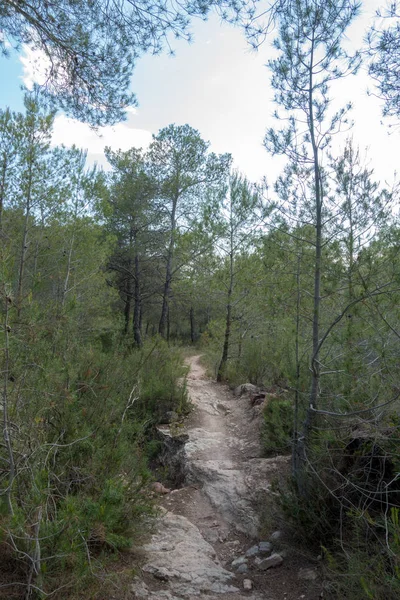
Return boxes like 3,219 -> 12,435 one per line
19,46 -> 146,165
51,115 -> 152,165
17,12 -> 398,185
20,45 -> 51,89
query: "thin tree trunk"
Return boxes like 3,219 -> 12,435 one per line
133,253 -> 142,347
217,199 -> 234,382
166,305 -> 170,343
190,306 -> 195,343
25,506 -> 43,599
159,260 -> 171,338
344,183 -> 355,396
217,300 -> 231,382
139,301 -> 143,337
292,252 -> 302,479
298,34 -> 322,476
0,162 -> 7,233
308,112 -> 322,431
3,294 -> 15,515
237,316 -> 245,364
124,268 -> 132,335
61,232 -> 75,309
159,196 -> 177,338
16,164 -> 33,317
124,227 -> 134,335
217,245 -> 234,381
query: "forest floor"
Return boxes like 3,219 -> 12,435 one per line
131,355 -> 323,600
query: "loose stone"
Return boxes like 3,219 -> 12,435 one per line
245,544 -> 260,557
258,541 -> 273,554
237,563 -> 248,574
269,530 -> 283,542
243,578 -> 254,590
257,553 -> 283,570
231,556 -> 247,568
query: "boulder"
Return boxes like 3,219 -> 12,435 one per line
243,578 -> 254,591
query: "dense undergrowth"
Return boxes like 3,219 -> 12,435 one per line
0,325 -> 188,598
201,329 -> 400,599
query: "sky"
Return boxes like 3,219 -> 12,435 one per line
0,1 -> 398,187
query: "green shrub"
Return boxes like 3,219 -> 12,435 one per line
276,431 -> 400,600
138,338 -> 190,419
0,328 -> 188,597
261,398 -> 293,455
322,508 -> 400,600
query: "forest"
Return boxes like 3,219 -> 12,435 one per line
1,0 -> 400,598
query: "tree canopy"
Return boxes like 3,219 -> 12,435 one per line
0,0 -> 264,125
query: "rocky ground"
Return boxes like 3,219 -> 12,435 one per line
131,356 -> 322,600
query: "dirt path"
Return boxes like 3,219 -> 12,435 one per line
132,356 -> 321,600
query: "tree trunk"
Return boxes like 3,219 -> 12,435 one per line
139,301 -> 143,337
0,162 -> 7,234
159,197 -> 177,337
292,252 -> 302,479
2,294 -> 15,515
217,245 -> 234,382
237,316 -> 244,364
61,232 -> 75,310
217,300 -> 231,382
296,35 -> 322,484
124,276 -> 132,335
16,163 -> 33,317
307,47 -> 322,443
344,188 -> 355,397
190,306 -> 195,343
217,200 -> 234,383
133,253 -> 142,347
159,259 -> 171,338
166,305 -> 170,343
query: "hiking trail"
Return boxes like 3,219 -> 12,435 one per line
131,356 -> 321,600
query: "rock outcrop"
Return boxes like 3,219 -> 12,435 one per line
142,511 -> 239,597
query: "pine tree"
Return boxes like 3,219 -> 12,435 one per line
265,0 -> 360,479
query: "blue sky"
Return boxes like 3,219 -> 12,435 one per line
1,48 -> 25,112
0,3 -> 398,186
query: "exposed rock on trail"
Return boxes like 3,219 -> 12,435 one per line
182,356 -> 286,539
134,356 -> 320,600
142,511 -> 239,597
